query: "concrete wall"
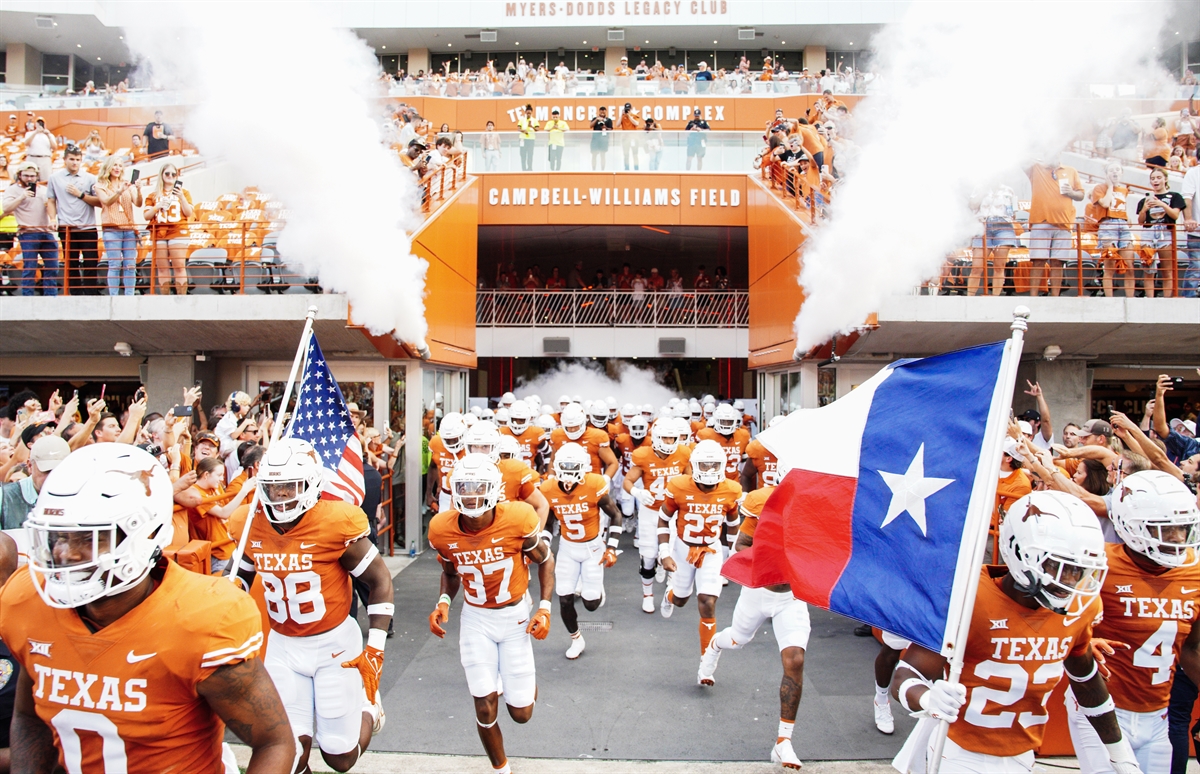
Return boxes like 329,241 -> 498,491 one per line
408,47 -> 430,76
803,45 -> 826,73
476,326 -> 748,359
605,46 -> 628,74
1012,359 -> 1090,440
145,355 -> 194,416
6,43 -> 41,86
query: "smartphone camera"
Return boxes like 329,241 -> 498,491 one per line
1173,377 -> 1185,386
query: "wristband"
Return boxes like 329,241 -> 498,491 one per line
658,542 -> 671,560
608,525 -> 622,535
538,600 -> 552,611
367,628 -> 388,651
367,603 -> 395,617
438,593 -> 452,607
1104,737 -> 1137,764
897,677 -> 927,713
607,537 -> 620,548
1078,696 -> 1115,717
1067,659 -> 1098,683
656,526 -> 670,536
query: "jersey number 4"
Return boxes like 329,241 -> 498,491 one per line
261,570 -> 326,625
1133,619 -> 1177,685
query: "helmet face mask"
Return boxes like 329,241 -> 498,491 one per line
651,418 -> 679,455
258,439 -> 324,524
627,415 -> 649,440
714,404 -> 740,435
1110,470 -> 1200,568
691,440 -> 727,486
553,443 -> 590,487
440,413 -> 467,453
589,404 -> 609,429
450,454 -> 502,517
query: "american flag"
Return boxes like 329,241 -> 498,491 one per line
286,333 -> 365,505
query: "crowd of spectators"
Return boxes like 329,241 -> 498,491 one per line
1091,107 -> 1198,172
381,57 -> 871,98
755,98 -> 857,218
483,260 -> 731,292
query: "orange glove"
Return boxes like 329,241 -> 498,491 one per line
601,547 -> 618,568
429,601 -> 450,638
686,544 -> 717,568
527,605 -> 552,640
341,644 -> 385,702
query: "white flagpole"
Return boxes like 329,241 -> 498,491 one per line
927,306 -> 1029,773
225,305 -> 319,583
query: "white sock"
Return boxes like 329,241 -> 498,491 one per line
777,719 -> 794,742
875,683 -> 890,702
642,577 -> 654,594
712,628 -> 738,651
570,631 -> 581,640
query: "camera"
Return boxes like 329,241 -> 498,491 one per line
1173,376 -> 1185,386
138,442 -> 163,457
171,404 -> 194,418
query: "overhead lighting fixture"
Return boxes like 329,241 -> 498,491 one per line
582,40 -> 586,44
77,43 -> 82,48
381,45 -> 386,49
35,15 -> 54,29
97,57 -> 101,61
713,40 -> 718,44
448,43 -> 452,47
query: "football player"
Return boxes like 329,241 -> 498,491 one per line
427,454 -> 555,774
499,400 -> 548,473
427,412 -> 467,512
542,443 -> 623,659
235,438 -> 395,774
467,423 -> 548,528
2,445 -> 296,773
549,405 -> 618,483
1065,471 -> 1200,773
698,479 -> 809,769
698,403 -> 752,481
890,492 -> 1143,774
624,418 -> 692,612
611,414 -> 650,522
659,439 -> 743,658
740,415 -> 784,492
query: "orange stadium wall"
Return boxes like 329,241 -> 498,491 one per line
411,177 -> 480,368
34,106 -> 190,149
477,172 -> 746,225
747,176 -> 805,369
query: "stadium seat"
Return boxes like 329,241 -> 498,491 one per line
187,247 -> 229,295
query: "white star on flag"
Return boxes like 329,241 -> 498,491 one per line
877,444 -> 953,537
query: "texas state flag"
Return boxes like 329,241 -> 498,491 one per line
724,341 -> 1009,653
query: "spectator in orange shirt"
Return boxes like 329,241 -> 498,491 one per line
990,437 -> 1032,560
619,103 -> 644,171
4,114 -> 19,140
1089,161 -> 1136,298
1145,117 -> 1171,167
143,163 -> 194,296
1026,155 -> 1083,297
614,55 -> 634,96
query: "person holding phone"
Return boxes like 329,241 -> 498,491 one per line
95,157 -> 143,295
1137,167 -> 1185,298
143,110 -> 173,158
143,163 -> 193,296
2,161 -> 60,296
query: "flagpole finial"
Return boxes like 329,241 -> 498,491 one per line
1011,305 -> 1030,333
306,305 -> 319,319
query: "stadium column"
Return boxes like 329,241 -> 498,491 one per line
408,47 -> 430,76
802,45 -> 825,73
145,355 -> 196,416
1015,358 -> 1088,432
605,46 -> 628,73
5,43 -> 42,86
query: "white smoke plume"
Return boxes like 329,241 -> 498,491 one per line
793,0 -> 1174,353
515,361 -> 680,409
123,4 -> 428,345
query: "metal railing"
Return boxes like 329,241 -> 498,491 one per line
759,157 -> 830,223
461,131 -> 758,173
419,152 -> 469,213
386,73 -> 870,99
476,288 -> 748,327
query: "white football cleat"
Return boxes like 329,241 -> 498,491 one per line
873,695 -> 894,735
642,594 -> 655,613
565,634 -> 586,660
660,592 -> 674,619
655,564 -> 666,584
697,643 -> 721,686
770,739 -> 803,770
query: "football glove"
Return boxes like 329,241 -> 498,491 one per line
634,489 -> 656,508
601,547 -> 618,568
527,607 -> 552,640
341,646 -> 384,702
429,601 -> 450,638
919,679 -> 966,723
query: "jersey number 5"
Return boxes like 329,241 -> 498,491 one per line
261,570 -> 327,625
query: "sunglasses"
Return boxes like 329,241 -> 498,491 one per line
162,172 -> 177,178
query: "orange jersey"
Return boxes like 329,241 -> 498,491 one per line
994,470 -> 1033,532
499,425 -> 546,466
241,499 -> 369,637
606,421 -> 627,440
745,438 -> 779,489
185,483 -> 234,561
498,457 -> 540,503
697,427 -> 752,479
429,434 -> 463,493
738,485 -> 775,540
145,188 -> 193,241
427,501 -> 540,608
690,419 -> 709,438
0,560 -> 263,774
549,426 -> 612,475
630,445 -> 692,508
541,473 -> 609,543
1093,543 -> 1200,712
662,475 -> 742,545
947,567 -> 1098,757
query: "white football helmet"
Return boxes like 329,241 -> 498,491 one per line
733,399 -> 745,412
493,407 -> 510,428
480,408 -> 495,421
27,445 -> 173,609
439,412 -> 467,453
500,391 -> 516,408
525,394 -> 542,412
672,403 -> 691,420
588,401 -> 610,429
559,394 -> 572,410
668,398 -> 681,408
258,437 -> 325,524
562,405 -> 588,440
1109,470 -> 1200,568
702,401 -> 716,418
497,435 -> 522,461
714,403 -> 740,435
691,440 -> 727,487
534,414 -> 558,432
641,403 -> 654,417
651,418 -> 680,456
469,405 -> 483,418
605,396 -> 618,420
465,422 -> 501,462
554,442 -> 591,486
627,414 -> 649,441
450,454 -> 503,517
620,403 -> 637,424
539,404 -> 555,416
508,400 -> 532,435
999,491 -> 1108,616
673,417 -> 693,445
690,400 -> 703,420
463,414 -> 478,428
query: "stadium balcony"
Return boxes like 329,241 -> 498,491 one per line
459,130 -> 760,172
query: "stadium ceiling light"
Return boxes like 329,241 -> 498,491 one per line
76,43 -> 82,48
97,57 -> 101,61
381,45 -> 386,49
713,40 -> 718,44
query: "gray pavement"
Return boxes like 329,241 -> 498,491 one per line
368,534 -> 916,764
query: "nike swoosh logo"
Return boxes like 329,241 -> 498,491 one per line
491,537 -> 503,543
517,619 -> 528,625
126,651 -> 156,663
332,650 -> 345,659
1062,617 -> 1081,627
300,542 -> 317,549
